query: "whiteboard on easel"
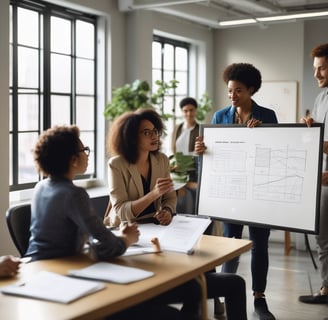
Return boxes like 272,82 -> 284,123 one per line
196,124 -> 323,234
253,81 -> 298,122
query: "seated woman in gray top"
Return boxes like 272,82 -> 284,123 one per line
25,125 -> 139,261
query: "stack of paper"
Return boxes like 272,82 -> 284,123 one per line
68,262 -> 154,284
124,214 -> 212,255
1,270 -> 105,303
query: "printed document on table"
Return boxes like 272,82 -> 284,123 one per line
125,215 -> 211,255
68,262 -> 155,284
1,270 -> 105,303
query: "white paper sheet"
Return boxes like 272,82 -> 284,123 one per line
1,271 -> 105,303
124,215 -> 211,255
68,262 -> 154,284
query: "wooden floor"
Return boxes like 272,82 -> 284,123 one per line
206,241 -> 328,320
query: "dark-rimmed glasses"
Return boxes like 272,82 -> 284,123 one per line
140,128 -> 162,137
79,146 -> 90,156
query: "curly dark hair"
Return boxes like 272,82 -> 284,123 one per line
34,125 -> 81,177
107,108 -> 165,163
222,63 -> 262,95
311,43 -> 328,60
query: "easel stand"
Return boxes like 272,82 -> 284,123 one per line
304,233 -> 318,270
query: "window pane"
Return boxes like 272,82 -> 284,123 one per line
10,6 -> 12,43
18,95 -> 39,131
176,47 -> 188,71
9,44 -> 12,87
18,133 -> 39,184
163,44 -> 173,70
152,42 -> 162,69
18,47 -> 39,88
51,16 -> 71,54
18,7 -> 39,47
51,53 -> 71,93
164,71 -> 175,95
175,71 -> 187,94
51,95 -> 71,126
76,97 -> 94,130
175,95 -> 184,118
11,1 -> 97,190
76,58 -> 94,94
76,20 -> 94,59
152,70 -> 161,87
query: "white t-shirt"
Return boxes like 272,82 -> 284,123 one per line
175,124 -> 195,155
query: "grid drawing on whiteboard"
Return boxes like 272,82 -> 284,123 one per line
253,146 -> 306,203
207,144 -> 306,204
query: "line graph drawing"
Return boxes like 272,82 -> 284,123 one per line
253,146 -> 307,203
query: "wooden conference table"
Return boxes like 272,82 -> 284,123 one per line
0,235 -> 252,320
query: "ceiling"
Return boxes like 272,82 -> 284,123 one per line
118,0 -> 328,28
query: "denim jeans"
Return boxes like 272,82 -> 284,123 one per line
221,222 -> 270,293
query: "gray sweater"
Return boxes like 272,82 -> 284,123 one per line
26,177 -> 126,261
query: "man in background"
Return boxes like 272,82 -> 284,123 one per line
299,43 -> 328,304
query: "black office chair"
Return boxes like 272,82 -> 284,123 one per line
90,195 -> 110,219
6,204 -> 31,257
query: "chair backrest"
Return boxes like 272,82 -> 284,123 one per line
6,204 -> 31,257
90,195 -> 110,219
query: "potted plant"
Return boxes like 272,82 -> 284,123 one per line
104,79 -> 178,121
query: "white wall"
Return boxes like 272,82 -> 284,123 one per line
125,10 -> 215,104
214,21 -> 304,116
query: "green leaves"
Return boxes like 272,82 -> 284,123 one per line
104,79 -> 212,123
196,92 -> 212,122
103,80 -> 153,120
104,79 -> 179,121
170,152 -> 195,172
170,152 -> 196,183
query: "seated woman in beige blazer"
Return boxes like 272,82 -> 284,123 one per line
104,108 -> 176,227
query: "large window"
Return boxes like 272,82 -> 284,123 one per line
152,35 -> 190,152
10,0 -> 97,191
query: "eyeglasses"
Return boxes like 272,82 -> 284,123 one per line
79,146 -> 90,156
140,128 -> 162,137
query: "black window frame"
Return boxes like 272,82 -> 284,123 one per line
10,0 -> 98,191
152,34 -> 190,118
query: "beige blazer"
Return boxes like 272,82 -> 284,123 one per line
107,152 -> 177,227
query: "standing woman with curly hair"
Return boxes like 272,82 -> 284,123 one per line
105,108 -> 176,227
195,63 -> 278,320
